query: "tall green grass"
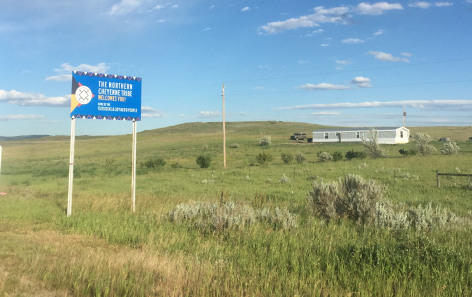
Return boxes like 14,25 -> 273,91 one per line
1,121 -> 472,296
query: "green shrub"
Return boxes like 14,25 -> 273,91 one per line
281,152 -> 293,164
441,141 -> 460,155
399,148 -> 417,156
332,151 -> 343,161
229,143 -> 240,149
295,151 -> 306,164
141,157 -> 166,169
317,151 -> 333,162
256,151 -> 273,166
196,154 -> 212,169
170,162 -> 182,169
345,150 -> 367,160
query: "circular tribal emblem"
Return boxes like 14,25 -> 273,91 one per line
75,85 -> 93,105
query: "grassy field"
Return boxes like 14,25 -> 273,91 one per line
1,121 -> 471,296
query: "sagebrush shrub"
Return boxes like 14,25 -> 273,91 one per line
361,128 -> 387,158
169,201 -> 298,232
280,173 -> 290,184
307,174 -> 383,225
317,151 -> 333,162
258,135 -> 272,146
440,141 -> 460,155
308,175 -> 465,230
295,151 -> 306,164
413,132 -> 437,156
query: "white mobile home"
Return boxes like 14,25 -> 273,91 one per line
312,127 -> 409,144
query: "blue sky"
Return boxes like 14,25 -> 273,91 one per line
1,0 -> 471,136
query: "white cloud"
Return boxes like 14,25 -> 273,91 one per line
141,106 -> 165,118
241,6 -> 250,12
154,3 -> 179,11
298,83 -> 350,91
373,29 -> 385,36
46,74 -> 72,82
409,1 -> 431,9
335,59 -> 352,70
199,111 -> 221,118
259,5 -> 350,34
0,114 -> 44,121
342,38 -> 365,44
55,63 -> 109,74
298,60 -> 310,64
110,0 -> 143,15
312,111 -> 341,115
351,76 -> 372,88
260,3 -> 404,34
277,100 -> 472,110
356,2 -> 403,15
434,2 -> 453,7
409,1 -> 453,8
46,63 -> 110,82
303,29 -> 324,37
0,89 -> 69,107
336,59 -> 352,66
368,51 -> 410,62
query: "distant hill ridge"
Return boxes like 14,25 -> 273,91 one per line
0,135 -> 50,141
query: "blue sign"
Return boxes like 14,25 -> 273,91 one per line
71,71 -> 142,121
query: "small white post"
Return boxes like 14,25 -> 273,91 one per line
131,119 -> 137,212
67,117 -> 76,217
222,83 -> 226,169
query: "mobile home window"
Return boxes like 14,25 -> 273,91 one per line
400,131 -> 404,138
324,133 -> 329,139
356,132 -> 360,138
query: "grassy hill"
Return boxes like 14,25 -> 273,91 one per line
1,121 -> 471,296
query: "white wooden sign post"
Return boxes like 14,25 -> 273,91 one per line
67,71 -> 142,217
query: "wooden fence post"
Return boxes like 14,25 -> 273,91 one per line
436,170 -> 440,189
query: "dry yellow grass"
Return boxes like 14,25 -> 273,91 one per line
0,226 -> 210,296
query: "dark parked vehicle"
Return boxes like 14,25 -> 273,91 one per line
290,132 -> 307,140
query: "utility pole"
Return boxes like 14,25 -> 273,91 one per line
222,83 -> 227,169
403,105 -> 407,127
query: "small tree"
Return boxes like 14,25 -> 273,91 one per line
295,151 -> 306,164
196,154 -> 212,169
413,132 -> 437,156
441,141 -> 460,155
361,128 -> 386,158
332,151 -> 343,162
256,151 -> 273,165
281,152 -> 294,164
